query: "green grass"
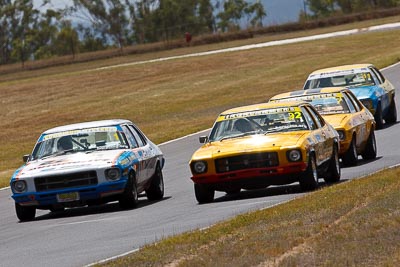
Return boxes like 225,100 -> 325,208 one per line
1,16 -> 400,189
97,166 -> 400,267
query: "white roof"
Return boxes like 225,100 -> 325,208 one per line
43,119 -> 132,134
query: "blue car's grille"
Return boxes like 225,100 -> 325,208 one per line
34,171 -> 98,192
215,152 -> 279,173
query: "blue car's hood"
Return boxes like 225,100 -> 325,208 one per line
348,85 -> 379,99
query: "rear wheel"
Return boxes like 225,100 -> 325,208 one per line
385,98 -> 397,124
361,129 -> 377,160
375,102 -> 384,129
145,164 -> 164,201
119,172 -> 139,209
324,145 -> 341,183
15,203 -> 36,222
300,154 -> 319,191
342,137 -> 358,166
194,184 -> 215,204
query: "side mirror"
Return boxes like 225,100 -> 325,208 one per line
23,154 -> 30,163
199,136 -> 208,143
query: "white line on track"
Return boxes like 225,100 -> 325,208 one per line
92,22 -> 400,72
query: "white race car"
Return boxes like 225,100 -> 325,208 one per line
10,119 -> 165,221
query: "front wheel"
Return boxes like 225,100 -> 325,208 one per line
15,203 -> 36,222
361,129 -> 377,160
145,164 -> 164,201
299,154 -> 319,191
194,184 -> 215,204
324,145 -> 341,183
385,98 -> 397,124
119,172 -> 139,209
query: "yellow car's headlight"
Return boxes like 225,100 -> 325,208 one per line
191,161 -> 208,174
287,149 -> 302,162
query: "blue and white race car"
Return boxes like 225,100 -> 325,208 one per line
10,119 -> 165,221
303,63 -> 397,129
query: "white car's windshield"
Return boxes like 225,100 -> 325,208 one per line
209,108 -> 309,142
304,71 -> 375,89
31,127 -> 128,160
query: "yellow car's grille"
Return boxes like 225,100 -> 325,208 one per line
215,152 -> 279,173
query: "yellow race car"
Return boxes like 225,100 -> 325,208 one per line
189,101 -> 340,203
270,88 -> 376,166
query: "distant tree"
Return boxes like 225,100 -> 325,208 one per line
53,21 -> 80,58
131,0 -> 216,43
245,0 -> 267,28
216,0 -> 267,32
72,0 -> 132,50
33,8 -> 62,60
77,24 -> 107,52
3,0 -> 41,66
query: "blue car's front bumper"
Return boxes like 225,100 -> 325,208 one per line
12,179 -> 127,207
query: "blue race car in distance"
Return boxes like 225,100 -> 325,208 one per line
303,63 -> 397,129
10,119 -> 165,221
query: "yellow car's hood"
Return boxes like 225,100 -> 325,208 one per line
193,132 -> 307,159
323,114 -> 350,128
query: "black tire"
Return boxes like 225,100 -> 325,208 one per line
49,206 -> 65,213
194,184 -> 215,204
374,102 -> 384,129
119,172 -> 139,209
385,97 -> 397,124
145,164 -> 164,201
15,203 -> 36,222
342,136 -> 358,166
299,154 -> 319,191
361,129 -> 377,160
225,188 -> 241,195
324,144 -> 341,183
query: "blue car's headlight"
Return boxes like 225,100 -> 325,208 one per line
105,168 -> 121,181
337,130 -> 345,140
360,99 -> 374,111
12,180 -> 27,193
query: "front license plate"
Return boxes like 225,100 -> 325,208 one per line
57,192 -> 80,202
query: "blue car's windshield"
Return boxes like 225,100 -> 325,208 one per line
305,71 -> 375,89
31,127 -> 128,160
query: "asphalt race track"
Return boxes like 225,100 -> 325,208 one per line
1,63 -> 399,267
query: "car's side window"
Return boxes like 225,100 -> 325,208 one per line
306,105 -> 325,128
128,125 -> 147,147
301,106 -> 317,130
347,92 -> 364,111
344,92 -> 361,112
370,67 -> 385,84
122,125 -> 139,148
342,92 -> 358,113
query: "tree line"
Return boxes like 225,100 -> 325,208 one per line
1,0 -> 399,66
0,0 -> 266,65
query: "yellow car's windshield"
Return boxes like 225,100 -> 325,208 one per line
209,108 -> 309,142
